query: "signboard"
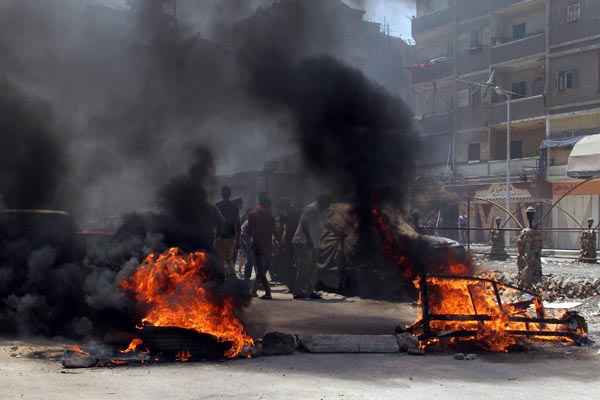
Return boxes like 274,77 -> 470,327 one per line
475,183 -> 532,201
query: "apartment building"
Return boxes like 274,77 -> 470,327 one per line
411,0 -> 600,248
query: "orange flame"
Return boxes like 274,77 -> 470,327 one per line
66,345 -> 90,356
176,351 -> 192,362
121,248 -> 254,358
415,275 -> 578,352
371,206 -> 578,352
121,338 -> 144,354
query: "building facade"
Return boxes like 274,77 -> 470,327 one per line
411,0 -> 600,248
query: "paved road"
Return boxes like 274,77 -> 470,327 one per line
1,341 -> 599,400
1,295 -> 599,400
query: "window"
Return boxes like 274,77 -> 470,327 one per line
512,23 -> 526,40
558,70 -> 578,91
468,143 -> 481,162
566,1 -> 581,23
511,81 -> 528,99
511,140 -> 523,159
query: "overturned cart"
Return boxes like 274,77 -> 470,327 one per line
408,275 -> 590,351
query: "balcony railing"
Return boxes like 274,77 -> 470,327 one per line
491,33 -> 545,65
411,60 -> 453,84
492,0 -> 538,11
455,157 -> 539,178
489,94 -> 545,126
547,165 -> 568,180
415,113 -> 451,136
412,7 -> 455,36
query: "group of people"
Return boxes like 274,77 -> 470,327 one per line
213,186 -> 331,300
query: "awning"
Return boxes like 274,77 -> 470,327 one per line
567,133 -> 600,178
540,135 -> 584,149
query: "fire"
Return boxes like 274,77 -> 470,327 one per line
415,275 -> 519,351
121,338 -> 144,354
176,351 -> 192,362
372,206 -> 585,352
66,345 -> 89,356
121,248 -> 254,358
412,274 -> 585,352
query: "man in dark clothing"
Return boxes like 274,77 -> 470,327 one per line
215,186 -> 240,278
274,198 -> 301,290
292,194 -> 332,299
247,193 -> 275,299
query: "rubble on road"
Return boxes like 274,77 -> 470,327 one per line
482,270 -> 600,301
260,332 -> 297,356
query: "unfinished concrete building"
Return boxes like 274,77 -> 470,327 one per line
411,0 -> 600,248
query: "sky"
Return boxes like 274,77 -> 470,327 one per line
98,0 -> 415,40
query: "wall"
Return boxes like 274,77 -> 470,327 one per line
415,82 -> 455,115
550,112 -> 600,134
491,126 -> 545,160
549,51 -> 600,107
497,7 -> 545,42
552,194 -> 600,249
455,130 -> 490,163
550,0 -> 600,45
495,66 -> 545,98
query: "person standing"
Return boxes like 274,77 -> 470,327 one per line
292,194 -> 332,300
274,198 -> 301,290
215,186 -> 241,279
247,193 -> 276,299
239,213 -> 255,281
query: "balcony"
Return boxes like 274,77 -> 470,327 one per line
415,113 -> 451,136
491,33 -> 545,65
492,0 -> 538,11
489,95 -> 545,126
455,106 -> 488,131
411,60 -> 453,84
456,47 -> 490,75
412,7 -> 455,36
547,165 -> 568,181
418,164 -> 450,178
455,0 -> 491,21
455,157 -> 539,179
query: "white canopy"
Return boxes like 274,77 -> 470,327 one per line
567,134 -> 600,179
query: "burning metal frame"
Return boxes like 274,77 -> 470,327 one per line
409,275 -> 590,350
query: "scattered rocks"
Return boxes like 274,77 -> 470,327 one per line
62,350 -> 98,369
261,332 -> 297,356
396,333 -> 420,353
454,353 -> 478,361
482,271 -> 600,301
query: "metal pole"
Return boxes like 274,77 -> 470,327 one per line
505,95 -> 512,246
467,196 -> 471,251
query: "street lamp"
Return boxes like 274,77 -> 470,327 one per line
457,72 -> 519,245
494,86 -> 512,245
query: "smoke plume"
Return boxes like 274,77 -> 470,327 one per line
0,0 -> 417,337
0,81 -> 68,210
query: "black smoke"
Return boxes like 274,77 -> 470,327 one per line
238,7 -> 418,229
0,0 -> 418,337
0,81 -> 68,209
